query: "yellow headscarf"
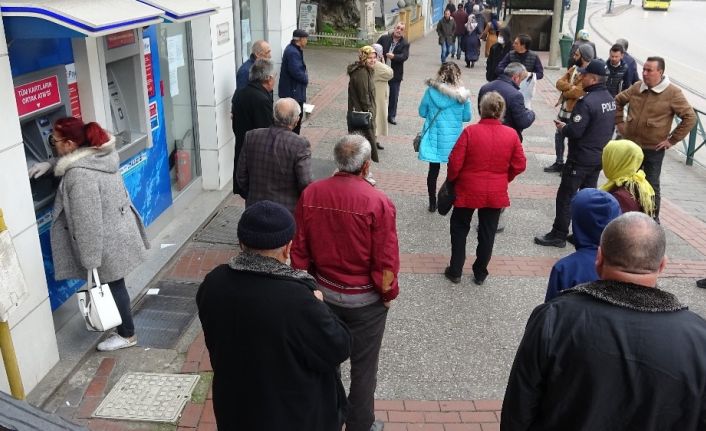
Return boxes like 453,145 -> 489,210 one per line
358,45 -> 375,63
600,139 -> 655,216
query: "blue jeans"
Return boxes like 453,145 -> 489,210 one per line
441,40 -> 453,62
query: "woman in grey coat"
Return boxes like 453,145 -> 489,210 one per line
30,117 -> 149,351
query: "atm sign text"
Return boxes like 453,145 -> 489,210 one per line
14,76 -> 61,118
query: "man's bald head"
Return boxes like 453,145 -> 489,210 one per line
600,212 -> 666,274
273,98 -> 301,129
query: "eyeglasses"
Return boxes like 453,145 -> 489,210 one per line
49,135 -> 67,147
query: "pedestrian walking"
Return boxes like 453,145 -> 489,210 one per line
535,59 -> 616,248
235,40 -> 271,90
347,45 -> 379,163
462,13 -> 481,68
291,135 -> 400,431
418,62 -> 472,212
505,212 -> 706,430
480,13 -> 500,57
231,59 -> 275,196
236,98 -> 312,212
478,62 -> 535,142
372,44 -> 394,147
376,23 -> 410,125
496,34 -> 544,109
452,5 -> 469,59
485,27 -> 512,81
28,118 -> 149,351
606,43 -> 630,97
197,201 -> 351,431
615,56 -> 696,221
544,188 -> 621,302
437,9 -> 456,63
444,92 -> 526,285
568,29 -> 596,67
599,139 -> 656,216
279,29 -> 309,134
544,44 -> 593,173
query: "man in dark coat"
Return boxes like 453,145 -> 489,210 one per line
278,29 -> 309,134
376,22 -> 410,125
235,40 -> 271,91
452,5 -> 468,60
503,212 -> 706,430
616,38 -> 639,87
496,33 -> 544,80
478,62 -> 535,142
231,59 -> 274,195
236,98 -> 312,211
535,59 -> 616,248
197,200 -> 351,431
606,43 -> 629,97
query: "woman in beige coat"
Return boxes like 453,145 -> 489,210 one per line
372,44 -> 393,148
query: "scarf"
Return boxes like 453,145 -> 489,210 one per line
600,139 -> 655,216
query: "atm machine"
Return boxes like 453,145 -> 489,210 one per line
13,65 -> 72,213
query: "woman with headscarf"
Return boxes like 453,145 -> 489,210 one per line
418,62 -> 471,212
372,43 -> 393,148
463,12 -> 481,68
347,45 -> 379,163
485,27 -> 512,81
600,139 -> 656,216
480,13 -> 500,57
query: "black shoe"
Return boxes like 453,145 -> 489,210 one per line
465,62 -> 471,68
376,142 -> 385,150
387,118 -> 397,125
444,266 -> 461,284
534,232 -> 567,248
428,203 -> 437,213
543,162 -> 564,173
566,233 -> 575,246
473,277 -> 485,286
471,62 -> 475,68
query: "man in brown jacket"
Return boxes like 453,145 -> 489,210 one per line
544,44 -> 593,172
615,56 -> 696,220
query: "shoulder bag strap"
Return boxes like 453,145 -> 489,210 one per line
420,108 -> 443,140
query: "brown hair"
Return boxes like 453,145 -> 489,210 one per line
436,62 -> 462,86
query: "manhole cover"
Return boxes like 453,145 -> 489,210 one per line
193,206 -> 242,245
93,372 -> 199,423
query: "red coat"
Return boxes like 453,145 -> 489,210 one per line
447,118 -> 526,209
291,172 -> 400,304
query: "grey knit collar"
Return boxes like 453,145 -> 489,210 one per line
564,279 -> 686,312
228,251 -> 315,282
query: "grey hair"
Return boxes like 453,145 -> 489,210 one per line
249,59 -> 274,83
600,212 -> 666,273
273,98 -> 301,128
251,40 -> 269,56
334,134 -> 372,173
616,38 -> 629,51
503,62 -> 526,78
479,91 -> 506,120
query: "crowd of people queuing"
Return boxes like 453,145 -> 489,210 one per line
28,4 -> 704,429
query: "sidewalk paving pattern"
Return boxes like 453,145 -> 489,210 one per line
39,25 -> 706,431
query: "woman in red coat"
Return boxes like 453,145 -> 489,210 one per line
444,91 -> 527,285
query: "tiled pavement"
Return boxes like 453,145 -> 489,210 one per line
42,27 -> 706,431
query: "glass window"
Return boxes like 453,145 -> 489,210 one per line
157,22 -> 200,197
239,0 -> 267,64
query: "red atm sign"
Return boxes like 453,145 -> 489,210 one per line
14,75 -> 62,118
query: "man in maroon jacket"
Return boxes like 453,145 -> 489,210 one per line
291,134 -> 400,431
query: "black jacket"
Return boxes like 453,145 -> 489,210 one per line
502,280 -> 706,431
231,82 -> 273,193
197,253 -> 351,431
606,60 -> 629,97
561,83 -> 615,167
478,75 -> 535,141
496,50 -> 544,80
376,33 -> 410,82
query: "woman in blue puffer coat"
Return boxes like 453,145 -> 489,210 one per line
418,62 -> 472,212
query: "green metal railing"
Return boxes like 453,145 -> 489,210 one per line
676,108 -> 706,166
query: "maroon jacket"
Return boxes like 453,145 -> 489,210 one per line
447,119 -> 526,209
452,9 -> 469,36
291,172 -> 400,306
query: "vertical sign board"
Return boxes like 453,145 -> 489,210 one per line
432,0 -> 444,22
13,75 -> 62,118
298,2 -> 318,35
65,63 -> 82,119
143,38 -> 155,98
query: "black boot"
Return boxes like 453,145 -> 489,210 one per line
465,61 -> 471,68
428,196 -> 437,213
471,61 -> 475,68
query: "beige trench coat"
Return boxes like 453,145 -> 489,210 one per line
373,61 -> 393,137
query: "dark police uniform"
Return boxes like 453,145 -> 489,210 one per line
551,82 -> 616,238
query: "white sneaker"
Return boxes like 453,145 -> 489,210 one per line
97,334 -> 137,351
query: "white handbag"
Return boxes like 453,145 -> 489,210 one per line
77,269 -> 122,332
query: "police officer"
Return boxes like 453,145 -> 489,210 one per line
535,59 -> 616,248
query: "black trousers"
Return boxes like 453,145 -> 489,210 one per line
449,207 -> 502,281
641,148 -> 665,219
388,80 -> 401,121
428,163 -> 441,201
328,301 -> 388,431
554,130 -> 565,164
551,163 -> 601,237
108,278 -> 135,338
293,100 -> 304,135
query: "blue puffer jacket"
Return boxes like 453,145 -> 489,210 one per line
418,80 -> 472,163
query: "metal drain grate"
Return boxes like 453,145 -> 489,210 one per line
93,372 -> 199,422
133,281 -> 199,349
193,206 -> 242,245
